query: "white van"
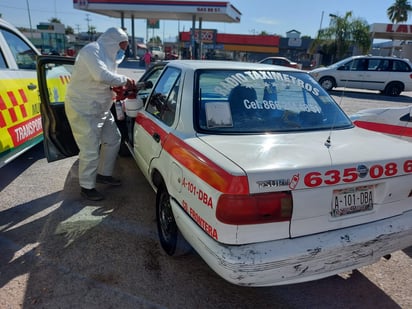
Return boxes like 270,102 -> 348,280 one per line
309,55 -> 412,96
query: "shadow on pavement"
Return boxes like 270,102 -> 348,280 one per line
0,143 -> 45,191
403,246 -> 412,258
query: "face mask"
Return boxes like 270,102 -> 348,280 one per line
115,49 -> 125,64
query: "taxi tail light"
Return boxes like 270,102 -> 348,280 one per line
216,192 -> 293,225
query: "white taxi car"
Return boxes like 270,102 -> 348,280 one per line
351,105 -> 412,142
37,58 -> 412,287
0,18 -> 43,167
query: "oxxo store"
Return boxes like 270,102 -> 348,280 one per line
179,29 -> 280,61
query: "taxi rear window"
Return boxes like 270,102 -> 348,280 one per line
195,69 -> 352,133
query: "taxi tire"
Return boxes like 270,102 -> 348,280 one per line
156,184 -> 191,256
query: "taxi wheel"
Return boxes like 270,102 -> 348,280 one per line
156,185 -> 191,256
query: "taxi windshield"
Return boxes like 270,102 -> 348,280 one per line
195,69 -> 352,133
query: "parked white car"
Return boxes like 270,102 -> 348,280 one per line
258,56 -> 299,68
38,58 -> 412,287
150,46 -> 165,61
309,55 -> 412,96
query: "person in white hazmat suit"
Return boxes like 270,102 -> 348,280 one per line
65,27 -> 134,201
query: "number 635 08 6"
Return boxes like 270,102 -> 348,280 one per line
304,160 -> 412,187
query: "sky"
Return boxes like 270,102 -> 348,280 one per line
1,0 -> 398,42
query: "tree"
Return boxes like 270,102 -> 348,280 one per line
148,35 -> 162,45
65,26 -> 74,35
310,11 -> 371,63
387,0 -> 412,23
17,27 -> 31,32
49,17 -> 62,24
327,11 -> 353,60
351,19 -> 372,54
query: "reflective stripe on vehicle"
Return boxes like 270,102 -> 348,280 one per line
0,88 -> 29,127
137,113 -> 249,194
354,120 -> 412,137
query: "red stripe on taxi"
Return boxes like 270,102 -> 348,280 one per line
136,114 -> 249,194
354,120 -> 412,137
136,113 -> 168,145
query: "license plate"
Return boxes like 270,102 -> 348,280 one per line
331,185 -> 374,217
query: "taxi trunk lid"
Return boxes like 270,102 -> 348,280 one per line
199,127 -> 412,239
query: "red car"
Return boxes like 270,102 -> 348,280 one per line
259,56 -> 299,68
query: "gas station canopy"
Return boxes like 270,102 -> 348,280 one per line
73,0 -> 241,23
370,23 -> 412,40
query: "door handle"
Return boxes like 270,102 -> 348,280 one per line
27,83 -> 37,90
152,132 -> 160,143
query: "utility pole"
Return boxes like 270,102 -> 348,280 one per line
85,14 -> 91,41
26,0 -> 33,38
318,11 -> 324,37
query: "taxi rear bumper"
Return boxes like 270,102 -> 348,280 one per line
172,200 -> 412,287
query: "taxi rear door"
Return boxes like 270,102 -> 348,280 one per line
36,55 -> 78,162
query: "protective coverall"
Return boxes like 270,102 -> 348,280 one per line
65,27 -> 130,190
